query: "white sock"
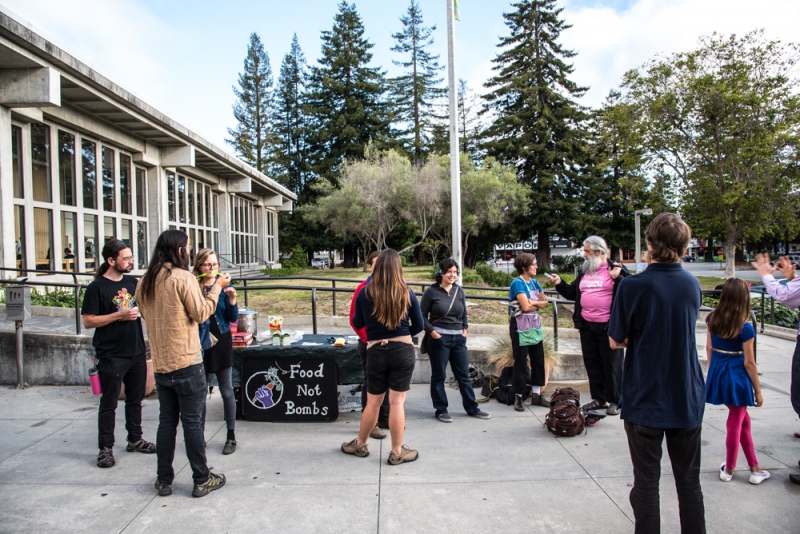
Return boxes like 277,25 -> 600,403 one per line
532,386 -> 541,395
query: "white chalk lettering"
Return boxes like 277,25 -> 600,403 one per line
297,384 -> 322,396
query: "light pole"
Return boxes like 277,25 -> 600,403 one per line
634,208 -> 653,273
446,0 -> 462,284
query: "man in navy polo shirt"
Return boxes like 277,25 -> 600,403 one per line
608,212 -> 705,534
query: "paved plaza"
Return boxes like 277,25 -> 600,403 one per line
1,329 -> 799,533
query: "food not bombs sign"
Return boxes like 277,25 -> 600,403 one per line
241,357 -> 338,422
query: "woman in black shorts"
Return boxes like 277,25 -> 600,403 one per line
343,249 -> 424,465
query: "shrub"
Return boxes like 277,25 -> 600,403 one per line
476,263 -> 515,288
263,266 -> 304,277
540,273 -> 574,289
282,245 -> 308,269
461,270 -> 484,286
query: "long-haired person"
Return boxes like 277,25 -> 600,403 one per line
81,239 -> 154,469
706,278 -> 769,484
137,230 -> 230,498
421,258 -> 490,422
344,249 -> 424,465
193,249 -> 239,455
508,253 -> 550,411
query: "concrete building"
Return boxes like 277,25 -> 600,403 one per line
0,10 -> 295,281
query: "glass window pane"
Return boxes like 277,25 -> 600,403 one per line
12,125 -> 23,199
121,219 -> 133,250
167,171 -> 175,221
104,216 -> 116,242
187,180 -> 195,224
204,185 -> 211,226
83,214 -> 97,271
34,208 -> 53,274
189,228 -> 196,262
15,206 -> 26,273
213,232 -> 218,252
82,139 -> 97,209
212,194 -> 218,228
135,168 -> 147,217
61,211 -> 77,272
102,147 -> 115,212
136,221 -> 148,270
119,154 -> 132,215
196,182 -> 204,226
32,124 -> 51,202
178,175 -> 186,223
58,131 -> 76,206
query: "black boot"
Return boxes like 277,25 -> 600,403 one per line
514,395 -> 524,412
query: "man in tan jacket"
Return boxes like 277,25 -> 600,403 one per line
137,229 -> 230,498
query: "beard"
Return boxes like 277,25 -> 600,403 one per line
582,254 -> 604,274
112,262 -> 133,275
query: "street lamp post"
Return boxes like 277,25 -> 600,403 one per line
634,209 -> 653,273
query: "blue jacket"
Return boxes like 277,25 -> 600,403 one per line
199,289 -> 239,350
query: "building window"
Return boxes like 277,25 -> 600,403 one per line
12,125 -> 23,199
167,171 -> 175,221
61,211 -> 77,272
83,214 -> 97,271
102,146 -> 115,212
178,175 -> 186,223
119,154 -> 132,215
121,218 -> 133,250
15,206 -> 26,273
136,221 -> 147,270
58,131 -> 76,206
187,180 -> 195,224
230,195 -> 258,264
104,216 -> 116,242
34,207 -> 53,274
135,168 -> 147,217
32,123 -> 51,202
82,139 -> 97,209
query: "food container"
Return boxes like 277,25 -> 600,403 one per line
237,308 -> 259,336
272,332 -> 282,346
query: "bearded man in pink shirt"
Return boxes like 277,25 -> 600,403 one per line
548,236 -> 629,415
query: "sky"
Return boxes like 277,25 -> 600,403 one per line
4,0 -> 800,153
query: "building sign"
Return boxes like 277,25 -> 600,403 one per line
5,286 -> 31,321
241,357 -> 338,422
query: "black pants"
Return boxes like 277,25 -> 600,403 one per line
509,316 -> 545,395
624,421 -> 706,534
97,353 -> 147,450
579,321 -> 623,404
357,340 -> 390,422
155,363 -> 209,486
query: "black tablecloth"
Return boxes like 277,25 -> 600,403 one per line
232,334 -> 363,387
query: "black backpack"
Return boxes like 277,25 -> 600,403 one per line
479,367 -> 530,405
544,387 -> 586,437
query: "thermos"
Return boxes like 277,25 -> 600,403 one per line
88,367 -> 102,396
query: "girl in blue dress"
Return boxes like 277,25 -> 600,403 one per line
705,278 -> 768,484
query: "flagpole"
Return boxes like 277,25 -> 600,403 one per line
446,0 -> 462,283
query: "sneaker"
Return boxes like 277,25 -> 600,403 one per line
436,412 -> 453,423
468,409 -> 491,420
222,439 -> 237,455
606,403 -> 620,416
126,439 -> 156,454
97,447 -> 115,468
192,472 -> 226,497
369,426 -> 387,439
387,445 -> 419,465
719,462 -> 733,482
341,438 -> 369,458
790,474 -> 800,485
749,469 -> 770,485
154,480 -> 172,497
581,399 -> 608,411
531,393 -> 550,407
514,395 -> 525,412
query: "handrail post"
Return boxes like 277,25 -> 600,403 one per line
760,293 -> 765,333
311,288 -> 318,335
552,300 -> 559,353
72,273 -> 81,335
332,280 -> 337,317
770,297 -> 775,325
243,279 -> 249,309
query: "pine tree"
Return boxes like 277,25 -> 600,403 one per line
482,0 -> 588,266
272,34 -> 310,197
457,79 -> 483,161
227,32 -> 275,173
305,1 -> 391,184
390,0 -> 445,162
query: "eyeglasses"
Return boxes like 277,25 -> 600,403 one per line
201,262 -> 219,269
114,255 -> 134,263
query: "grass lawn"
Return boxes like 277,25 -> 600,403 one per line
238,266 -> 725,327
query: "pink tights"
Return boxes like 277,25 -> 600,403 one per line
725,405 -> 759,470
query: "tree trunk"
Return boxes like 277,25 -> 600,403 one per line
536,228 -> 551,270
343,244 -> 357,268
704,236 -> 714,262
724,229 -> 737,279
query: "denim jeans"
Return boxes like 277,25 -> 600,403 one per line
97,354 -> 147,449
357,340 -> 390,422
792,340 -> 800,417
155,363 -> 209,485
579,321 -> 623,404
203,366 -> 236,431
428,333 -> 478,415
624,421 -> 706,534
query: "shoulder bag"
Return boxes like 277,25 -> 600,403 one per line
420,287 -> 460,355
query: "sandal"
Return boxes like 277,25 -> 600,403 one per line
794,431 -> 800,439
126,439 -> 157,454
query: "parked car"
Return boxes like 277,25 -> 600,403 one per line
311,258 -> 329,269
682,255 -> 695,262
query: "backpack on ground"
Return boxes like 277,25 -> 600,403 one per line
478,367 -> 530,405
544,387 -> 586,437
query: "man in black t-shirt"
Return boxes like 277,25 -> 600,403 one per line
82,239 -> 155,468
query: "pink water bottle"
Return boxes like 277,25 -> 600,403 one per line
88,367 -> 102,396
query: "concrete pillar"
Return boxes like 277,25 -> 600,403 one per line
146,165 -> 165,257
217,186 -> 231,260
0,106 -> 14,269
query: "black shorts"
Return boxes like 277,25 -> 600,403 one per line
365,342 -> 416,394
